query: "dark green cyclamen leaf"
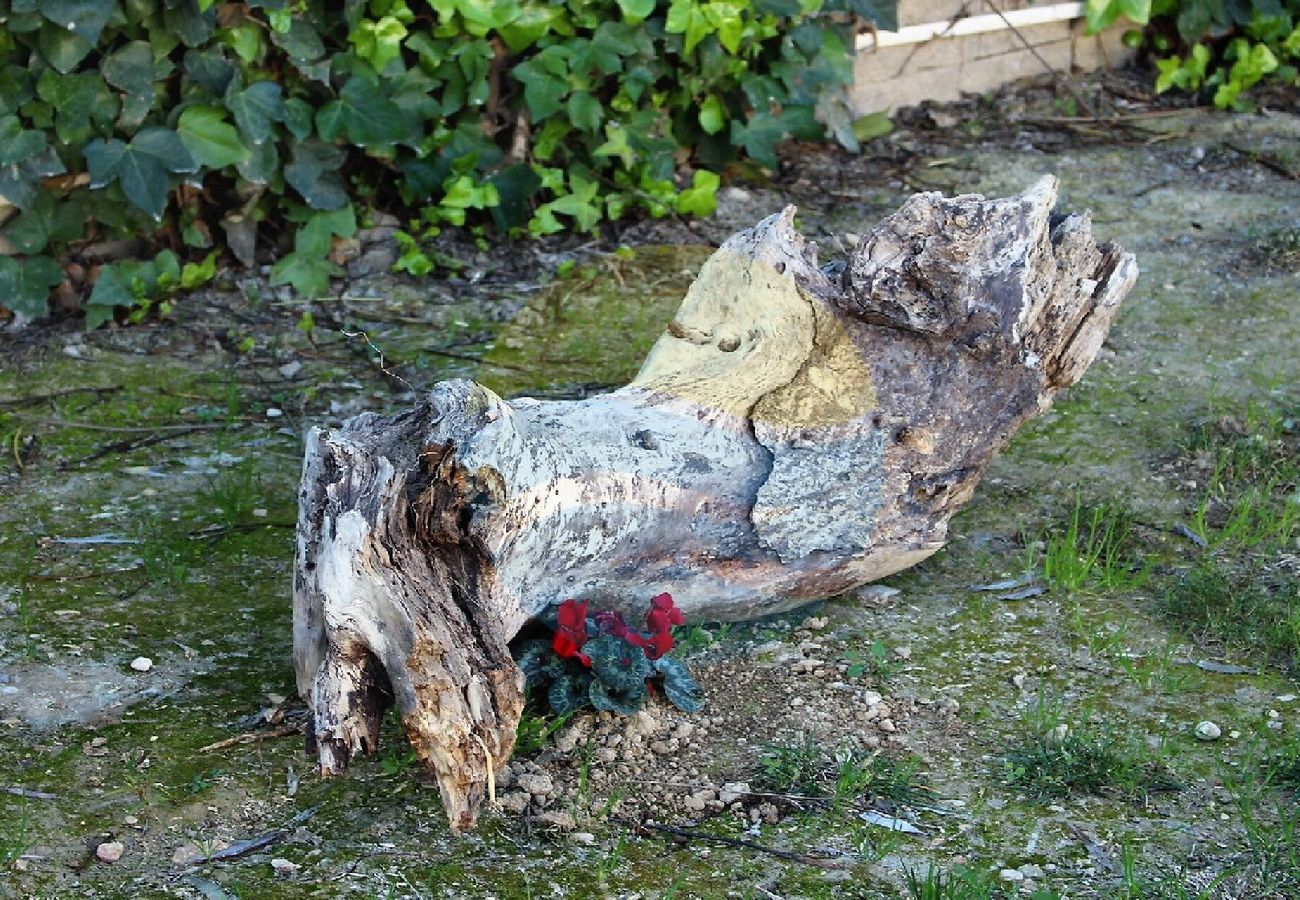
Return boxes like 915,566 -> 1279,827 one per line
284,140 -> 349,210
163,0 -> 215,47
40,0 -> 116,45
177,105 -> 249,169
585,634 -> 653,694
282,97 -> 314,142
547,673 -> 590,715
0,148 -> 66,210
183,48 -> 236,97
37,20 -> 95,73
102,41 -> 157,98
336,77 -> 412,147
225,80 -> 285,145
0,116 -> 47,165
0,255 -> 62,318
513,638 -> 557,685
589,678 -> 646,715
653,655 -> 705,713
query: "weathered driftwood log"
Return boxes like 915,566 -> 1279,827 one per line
293,176 -> 1137,830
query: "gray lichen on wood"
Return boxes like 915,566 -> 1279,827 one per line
293,175 -> 1137,830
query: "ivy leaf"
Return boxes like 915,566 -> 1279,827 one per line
350,15 -> 409,73
35,69 -> 119,145
488,163 -> 542,231
0,116 -> 47,166
225,80 -> 285,145
585,634 -> 653,694
589,678 -> 645,715
183,48 -> 236,97
0,147 -> 66,210
0,255 -> 62,319
37,21 -> 95,74
665,0 -> 713,55
513,50 -> 572,121
164,0 -> 216,47
840,0 -> 898,30
676,169 -> 719,217
270,205 -> 356,296
731,113 -> 787,169
283,97 -> 315,142
653,656 -> 704,713
270,19 -> 327,63
566,91 -> 604,132
177,105 -> 249,169
698,95 -> 726,135
85,128 -> 197,220
330,77 -> 412,147
617,0 -> 656,23
102,41 -> 157,99
284,140 -> 349,210
39,0 -> 115,46
1,191 -> 85,254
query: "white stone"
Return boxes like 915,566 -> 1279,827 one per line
129,657 -> 153,673
999,868 -> 1025,882
271,858 -> 300,875
96,842 -> 124,863
1195,721 -> 1222,741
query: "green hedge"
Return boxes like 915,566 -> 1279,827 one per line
0,0 -> 895,326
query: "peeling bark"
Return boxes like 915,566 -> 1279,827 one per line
293,176 -> 1137,829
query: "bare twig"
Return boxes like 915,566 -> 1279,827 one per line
610,816 -> 849,869
199,722 -> 305,753
14,418 -> 228,434
339,329 -> 415,391
0,385 -> 123,409
4,786 -> 58,800
181,805 -> 320,870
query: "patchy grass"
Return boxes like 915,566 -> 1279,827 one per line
903,864 -> 1007,900
1003,695 -> 1178,800
1159,565 -> 1300,672
757,739 -> 932,809
1032,495 -> 1149,593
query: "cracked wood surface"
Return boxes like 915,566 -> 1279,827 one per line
292,175 -> 1137,829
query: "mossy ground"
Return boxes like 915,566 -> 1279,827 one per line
2,83 -> 1298,898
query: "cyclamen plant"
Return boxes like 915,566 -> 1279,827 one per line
516,593 -> 704,716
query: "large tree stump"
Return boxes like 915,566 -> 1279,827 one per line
293,176 -> 1137,830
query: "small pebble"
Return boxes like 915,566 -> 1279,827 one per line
96,842 -> 124,864
999,868 -> 1025,883
1195,721 -> 1222,741
252,508 -> 268,518
129,657 -> 153,673
271,857 -> 300,875
266,408 -> 283,418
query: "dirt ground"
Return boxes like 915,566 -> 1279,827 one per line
1,69 -> 1298,898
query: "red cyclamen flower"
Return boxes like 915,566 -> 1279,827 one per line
553,599 -> 591,666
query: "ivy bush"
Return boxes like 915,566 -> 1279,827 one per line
0,0 -> 895,326
1126,0 -> 1300,106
